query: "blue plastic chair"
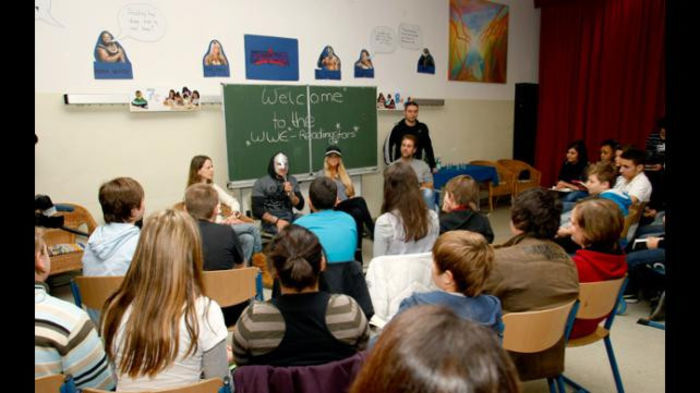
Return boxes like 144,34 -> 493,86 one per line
562,276 -> 629,393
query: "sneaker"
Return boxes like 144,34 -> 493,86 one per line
623,294 -> 639,304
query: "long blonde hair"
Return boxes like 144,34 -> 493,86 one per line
324,156 -> 355,197
102,209 -> 206,378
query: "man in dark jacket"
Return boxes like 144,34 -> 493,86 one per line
383,101 -> 436,172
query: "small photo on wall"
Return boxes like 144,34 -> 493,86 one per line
417,48 -> 435,74
130,87 -> 201,112
93,30 -> 133,79
315,45 -> 341,80
354,49 -> 374,78
203,39 -> 230,77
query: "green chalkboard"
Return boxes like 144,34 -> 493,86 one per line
222,84 -> 377,184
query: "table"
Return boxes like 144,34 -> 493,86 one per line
432,164 -> 500,207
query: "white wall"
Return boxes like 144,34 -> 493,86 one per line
35,0 -> 539,221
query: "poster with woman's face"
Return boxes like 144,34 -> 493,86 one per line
354,49 -> 374,78
203,39 -> 230,77
93,30 -> 133,79
315,45 -> 341,80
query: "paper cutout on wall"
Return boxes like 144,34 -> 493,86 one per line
377,91 -> 411,110
417,48 -> 435,74
371,26 -> 397,54
93,30 -> 133,79
130,87 -> 201,112
244,34 -> 299,81
117,4 -> 167,42
315,45 -> 341,80
354,49 -> 374,78
203,39 -> 230,77
399,23 -> 423,50
35,0 -> 64,27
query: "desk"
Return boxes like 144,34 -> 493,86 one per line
433,165 -> 499,190
432,165 -> 500,208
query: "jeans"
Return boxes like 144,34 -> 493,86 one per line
561,190 -> 588,204
421,188 -> 436,211
233,223 -> 263,262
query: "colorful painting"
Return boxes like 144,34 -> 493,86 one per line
449,0 -> 508,83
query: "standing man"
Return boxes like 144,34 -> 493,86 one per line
384,101 -> 437,173
392,134 -> 436,210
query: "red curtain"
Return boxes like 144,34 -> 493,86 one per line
534,0 -> 665,186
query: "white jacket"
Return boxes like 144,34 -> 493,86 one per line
365,252 -> 438,328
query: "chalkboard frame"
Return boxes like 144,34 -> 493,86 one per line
222,83 -> 378,188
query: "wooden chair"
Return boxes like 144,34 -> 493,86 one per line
43,203 -> 98,275
562,276 -> 628,393
497,159 -> 542,197
502,300 -> 579,393
35,374 -> 68,393
202,267 -> 259,331
70,275 -> 124,310
468,160 -> 516,211
82,377 -> 229,393
621,202 -> 646,243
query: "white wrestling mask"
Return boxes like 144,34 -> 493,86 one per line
273,153 -> 289,177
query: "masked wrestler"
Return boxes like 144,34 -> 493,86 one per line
252,152 -> 305,234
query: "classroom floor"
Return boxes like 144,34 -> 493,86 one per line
48,202 -> 665,393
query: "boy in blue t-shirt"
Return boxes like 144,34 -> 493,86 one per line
397,230 -> 503,336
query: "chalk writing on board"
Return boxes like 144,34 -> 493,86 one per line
370,26 -> 397,54
261,88 -> 344,106
399,23 -> 423,50
117,4 -> 167,42
35,0 -> 64,27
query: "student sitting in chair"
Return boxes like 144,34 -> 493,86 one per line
295,177 -> 357,264
252,152 -> 305,235
439,174 -> 494,243
614,147 -> 652,205
35,227 -> 116,391
232,225 -> 368,367
184,183 -> 248,327
396,230 -> 503,336
567,198 -> 627,339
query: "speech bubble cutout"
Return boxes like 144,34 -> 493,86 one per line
370,26 -> 397,54
116,4 -> 167,42
35,0 -> 64,27
399,23 -> 423,50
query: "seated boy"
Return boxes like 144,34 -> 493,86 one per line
558,162 -> 631,238
295,177 -> 357,263
614,147 -> 652,205
184,183 -> 247,326
82,177 -> 145,276
396,230 -> 503,336
439,174 -> 494,243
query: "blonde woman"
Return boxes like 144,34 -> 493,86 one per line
101,209 -> 230,391
204,40 -> 228,66
320,145 -> 374,260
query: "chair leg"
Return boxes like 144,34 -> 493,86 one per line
562,375 -> 588,393
604,336 -> 625,393
547,378 -> 557,393
556,375 -> 566,393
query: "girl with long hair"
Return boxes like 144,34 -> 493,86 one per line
101,209 -> 230,390
373,161 -> 439,257
321,145 -> 375,260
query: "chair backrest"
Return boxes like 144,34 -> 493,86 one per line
575,276 -> 627,321
72,275 -> 125,310
497,159 -> 542,184
365,252 -> 437,328
202,267 -> 258,307
81,377 -> 225,393
621,202 -> 646,241
470,160 -> 516,189
35,374 -> 64,393
502,300 -> 577,353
